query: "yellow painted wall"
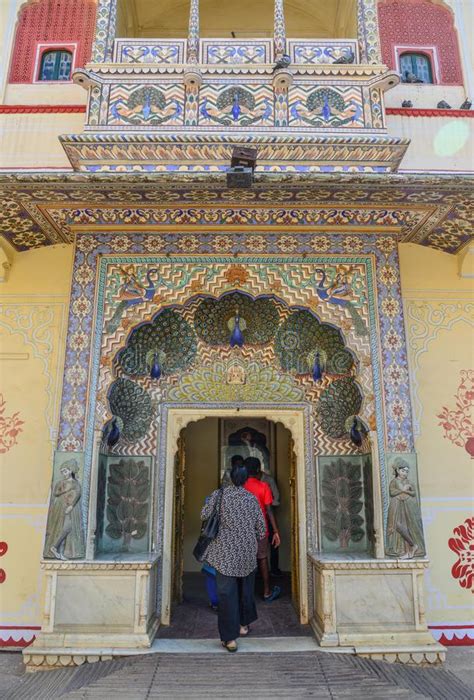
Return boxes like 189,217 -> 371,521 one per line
183,417 -> 219,573
117,0 -> 357,39
0,243 -> 73,630
0,112 -> 85,169
387,112 -> 474,172
400,243 -> 474,627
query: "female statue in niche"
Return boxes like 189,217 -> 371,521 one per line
44,459 -> 85,560
386,457 -> 425,559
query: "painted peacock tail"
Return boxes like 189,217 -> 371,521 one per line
347,304 -> 368,337
106,300 -> 130,334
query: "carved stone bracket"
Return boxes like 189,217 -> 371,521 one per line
272,68 -> 293,90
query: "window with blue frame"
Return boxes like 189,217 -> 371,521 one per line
400,52 -> 433,84
38,49 -> 72,81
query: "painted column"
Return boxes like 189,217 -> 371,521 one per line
273,0 -> 286,62
187,0 -> 200,64
91,0 -> 118,63
357,0 -> 382,65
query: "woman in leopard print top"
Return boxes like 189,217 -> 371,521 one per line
201,464 -> 266,650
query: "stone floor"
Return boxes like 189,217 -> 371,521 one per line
1,575 -> 472,699
158,571 -> 312,639
1,648 -> 473,700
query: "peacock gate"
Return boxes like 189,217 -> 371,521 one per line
26,224 -> 445,667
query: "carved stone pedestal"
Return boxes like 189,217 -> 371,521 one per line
23,557 -> 160,671
309,554 -> 446,665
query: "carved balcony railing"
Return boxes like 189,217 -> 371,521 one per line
64,37 -> 408,174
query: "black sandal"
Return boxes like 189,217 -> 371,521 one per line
222,640 -> 238,652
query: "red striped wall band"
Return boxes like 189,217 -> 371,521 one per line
0,105 -> 473,117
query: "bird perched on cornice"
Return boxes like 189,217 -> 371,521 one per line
273,53 -> 291,72
460,98 -> 472,110
403,71 -> 423,83
333,49 -> 355,65
437,100 -> 452,109
401,100 -> 413,108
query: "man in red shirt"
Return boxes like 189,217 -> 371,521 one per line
244,457 -> 281,601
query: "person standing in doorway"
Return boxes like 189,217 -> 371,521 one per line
261,468 -> 283,577
221,453 -> 244,487
244,457 -> 281,601
201,463 -> 266,652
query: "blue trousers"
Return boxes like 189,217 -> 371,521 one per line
204,570 -> 218,607
215,569 -> 257,643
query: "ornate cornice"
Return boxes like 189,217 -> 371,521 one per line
0,172 -> 471,254
85,62 -> 392,80
309,553 -> 430,570
41,556 -> 160,570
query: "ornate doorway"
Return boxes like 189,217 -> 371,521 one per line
169,417 -> 301,627
160,407 -> 310,627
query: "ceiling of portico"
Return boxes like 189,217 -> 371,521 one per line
0,173 -> 472,255
116,0 -> 357,39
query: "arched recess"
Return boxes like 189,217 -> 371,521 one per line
8,0 -> 97,83
377,0 -> 463,85
117,0 -> 357,39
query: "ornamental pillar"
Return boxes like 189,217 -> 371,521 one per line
273,0 -> 286,62
357,0 -> 382,64
91,0 -> 118,63
187,0 -> 200,64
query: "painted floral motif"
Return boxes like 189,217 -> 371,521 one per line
437,370 -> 474,457
0,541 -> 7,584
448,517 -> 474,593
0,395 -> 24,454
224,265 -> 249,286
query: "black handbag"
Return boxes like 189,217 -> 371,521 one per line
193,488 -> 223,562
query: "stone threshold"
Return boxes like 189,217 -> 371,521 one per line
26,636 -> 445,657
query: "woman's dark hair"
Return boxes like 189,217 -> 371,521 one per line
231,454 -> 244,467
230,464 -> 248,487
244,456 -> 261,477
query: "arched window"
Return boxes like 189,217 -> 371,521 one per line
38,49 -> 73,81
400,52 -> 433,84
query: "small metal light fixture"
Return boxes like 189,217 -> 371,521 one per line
227,146 -> 257,188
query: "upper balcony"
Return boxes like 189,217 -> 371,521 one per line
62,0 -> 408,174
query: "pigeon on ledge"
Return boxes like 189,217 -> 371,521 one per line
273,53 -> 291,72
403,71 -> 423,83
460,98 -> 472,110
437,100 -> 452,109
333,49 -> 355,64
